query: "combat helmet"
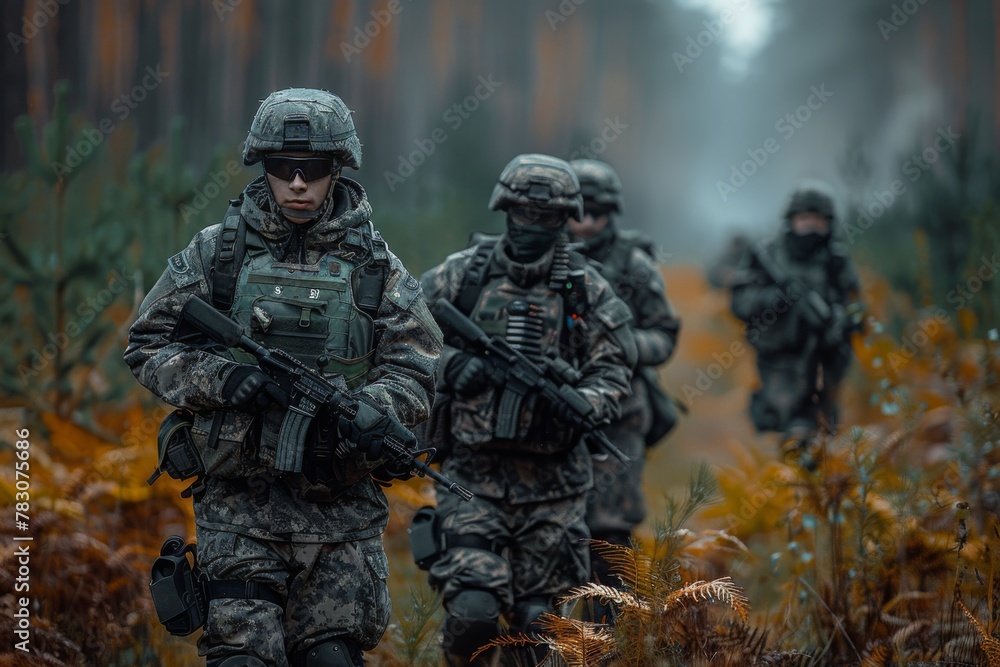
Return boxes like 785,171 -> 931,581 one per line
569,159 -> 623,213
488,153 -> 583,220
243,88 -> 362,169
784,183 -> 836,222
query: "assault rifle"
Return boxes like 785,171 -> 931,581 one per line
750,245 -> 865,339
179,296 -> 473,501
430,298 -> 630,466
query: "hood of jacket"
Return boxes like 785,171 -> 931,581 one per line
239,174 -> 374,262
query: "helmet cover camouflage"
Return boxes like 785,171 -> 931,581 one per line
784,184 -> 836,222
488,153 -> 583,220
569,159 -> 623,213
243,88 -> 362,169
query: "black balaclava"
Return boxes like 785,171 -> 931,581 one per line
505,215 -> 563,263
785,228 -> 830,260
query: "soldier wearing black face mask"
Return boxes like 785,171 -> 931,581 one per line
730,185 -> 863,464
419,154 -> 636,666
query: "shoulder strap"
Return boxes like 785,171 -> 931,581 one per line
211,197 -> 247,313
352,221 -> 390,319
455,239 -> 498,315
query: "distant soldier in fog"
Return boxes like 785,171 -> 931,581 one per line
730,185 -> 863,464
566,159 -> 681,621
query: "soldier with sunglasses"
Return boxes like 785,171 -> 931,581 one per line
125,88 -> 442,667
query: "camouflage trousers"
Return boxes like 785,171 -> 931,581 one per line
751,350 -> 850,434
195,527 -> 391,666
428,491 -> 590,613
585,404 -> 651,537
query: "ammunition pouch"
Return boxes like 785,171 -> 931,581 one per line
149,536 -> 207,636
148,409 -> 206,498
408,506 -> 506,571
408,506 -> 442,570
150,535 -> 284,637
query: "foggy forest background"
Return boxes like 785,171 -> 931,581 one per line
3,0 -> 1000,665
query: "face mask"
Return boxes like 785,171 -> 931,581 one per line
506,218 -> 562,262
786,231 -> 828,259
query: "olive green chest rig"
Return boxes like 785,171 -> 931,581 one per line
212,197 -> 388,388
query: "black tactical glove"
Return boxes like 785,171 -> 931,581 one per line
337,394 -> 416,462
222,366 -> 285,412
443,353 -> 491,396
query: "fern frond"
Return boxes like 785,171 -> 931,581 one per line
471,632 -> 543,658
537,613 -> 617,666
861,645 -> 892,667
958,601 -> 1000,666
661,577 -> 750,622
556,583 -> 650,613
589,539 -> 658,599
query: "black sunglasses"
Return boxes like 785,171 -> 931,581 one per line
262,155 -> 335,182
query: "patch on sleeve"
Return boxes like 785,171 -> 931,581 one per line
167,251 -> 199,288
593,293 -> 633,331
385,270 -> 422,309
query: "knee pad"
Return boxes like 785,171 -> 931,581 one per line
510,595 -> 553,633
442,589 -> 501,658
290,639 -> 361,667
207,656 -> 268,667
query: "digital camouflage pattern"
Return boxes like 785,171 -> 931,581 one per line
575,222 -> 681,534
420,238 -> 635,504
569,158 -> 623,213
487,153 -> 584,220
427,491 -> 589,610
242,88 -> 363,168
126,166 -> 441,660
197,529 -> 389,665
730,234 -> 860,434
126,175 -> 441,540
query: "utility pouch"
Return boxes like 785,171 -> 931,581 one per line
639,367 -> 679,447
149,536 -> 207,637
408,506 -> 442,571
148,409 -> 206,499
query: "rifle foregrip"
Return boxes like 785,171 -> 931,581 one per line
180,296 -> 246,348
431,299 -> 489,348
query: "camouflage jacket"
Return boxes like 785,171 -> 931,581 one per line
730,233 -> 860,362
576,224 -> 680,411
124,175 -> 442,542
420,235 -> 635,504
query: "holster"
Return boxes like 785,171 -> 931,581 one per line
149,536 -> 206,636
